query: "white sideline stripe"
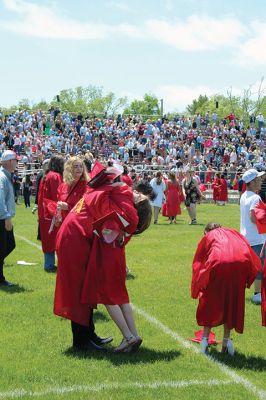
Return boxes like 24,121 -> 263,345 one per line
132,305 -> 266,400
0,380 -> 236,399
15,235 -> 42,251
14,234 -> 266,400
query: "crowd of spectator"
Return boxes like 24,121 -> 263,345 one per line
0,108 -> 266,190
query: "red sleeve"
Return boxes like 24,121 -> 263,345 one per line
44,172 -> 63,201
191,236 -> 209,299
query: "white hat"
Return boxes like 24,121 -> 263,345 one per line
242,168 -> 265,183
1,150 -> 19,162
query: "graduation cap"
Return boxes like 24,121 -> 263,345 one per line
88,162 -> 123,188
254,200 -> 266,234
189,330 -> 221,345
92,211 -> 129,244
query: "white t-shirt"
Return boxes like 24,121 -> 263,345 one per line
150,178 -> 166,207
240,191 -> 265,246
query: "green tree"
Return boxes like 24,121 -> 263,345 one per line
50,85 -> 127,115
123,93 -> 159,117
186,95 -> 209,115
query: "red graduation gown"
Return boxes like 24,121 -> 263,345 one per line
219,178 -> 228,202
212,178 -> 221,201
254,201 -> 266,326
54,184 -> 138,326
57,180 -> 88,221
38,171 -> 63,253
191,228 -> 261,333
165,181 -> 181,217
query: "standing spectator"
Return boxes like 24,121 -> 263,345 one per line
150,171 -> 166,224
240,168 -> 266,304
22,175 -> 32,208
0,150 -> 18,286
182,167 -> 204,225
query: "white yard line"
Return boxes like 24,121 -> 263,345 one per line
0,379 -> 236,399
12,234 -> 266,400
15,235 -> 42,251
132,305 -> 266,400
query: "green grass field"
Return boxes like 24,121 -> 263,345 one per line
1,202 -> 266,400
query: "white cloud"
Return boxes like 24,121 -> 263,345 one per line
236,21 -> 266,66
105,1 -> 136,13
0,0 -> 246,50
1,0 -> 266,68
144,15 -> 246,51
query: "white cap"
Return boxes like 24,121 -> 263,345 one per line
242,168 -> 265,183
1,150 -> 19,162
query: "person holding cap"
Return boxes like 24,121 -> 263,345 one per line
0,150 -> 19,286
240,168 -> 266,304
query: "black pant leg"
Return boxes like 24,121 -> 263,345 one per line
0,220 -> 6,282
5,229 -> 16,258
71,310 -> 95,347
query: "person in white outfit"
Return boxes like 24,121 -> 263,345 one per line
150,171 -> 166,224
240,168 -> 265,305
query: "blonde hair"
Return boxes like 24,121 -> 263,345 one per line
63,156 -> 88,186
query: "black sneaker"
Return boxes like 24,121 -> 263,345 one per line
0,280 -> 15,287
90,335 -> 113,346
44,266 -> 57,273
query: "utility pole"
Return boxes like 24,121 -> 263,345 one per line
160,99 -> 164,116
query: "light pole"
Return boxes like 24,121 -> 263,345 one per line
160,99 -> 164,116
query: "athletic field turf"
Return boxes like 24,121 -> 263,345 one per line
1,202 -> 266,400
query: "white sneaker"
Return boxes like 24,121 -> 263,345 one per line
252,293 -> 262,305
200,337 -> 209,354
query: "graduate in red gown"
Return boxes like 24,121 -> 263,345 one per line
253,201 -> 266,326
120,165 -> 133,187
38,156 -> 64,272
54,164 -> 152,352
191,222 -> 261,355
164,171 -> 181,224
217,174 -> 228,205
56,156 -> 88,223
212,173 -> 221,204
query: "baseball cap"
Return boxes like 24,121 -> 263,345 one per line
1,150 -> 21,162
253,163 -> 266,172
242,168 -> 265,183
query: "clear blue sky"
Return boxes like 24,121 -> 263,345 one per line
0,0 -> 265,112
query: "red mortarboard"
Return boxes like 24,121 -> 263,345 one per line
254,200 -> 266,234
92,211 -> 129,244
189,330 -> 221,345
88,162 -> 123,188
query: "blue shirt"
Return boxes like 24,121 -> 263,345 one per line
0,167 -> 16,220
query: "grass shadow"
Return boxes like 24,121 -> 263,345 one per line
126,272 -> 135,280
210,348 -> 266,371
64,346 -> 181,365
93,310 -> 110,322
0,284 -> 33,294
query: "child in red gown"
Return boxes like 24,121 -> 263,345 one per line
192,222 -> 261,355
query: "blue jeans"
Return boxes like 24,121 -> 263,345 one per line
251,244 -> 265,280
44,252 -> 55,271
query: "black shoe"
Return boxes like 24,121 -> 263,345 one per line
90,335 -> 113,346
44,266 -> 57,273
0,280 -> 15,287
73,340 -> 107,352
